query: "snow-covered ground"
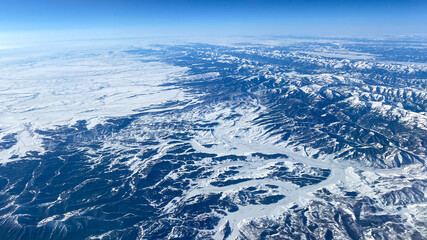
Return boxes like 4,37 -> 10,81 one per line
0,43 -> 189,161
0,38 -> 425,239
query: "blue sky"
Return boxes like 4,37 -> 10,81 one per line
0,0 -> 426,39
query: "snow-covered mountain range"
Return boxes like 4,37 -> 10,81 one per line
0,37 -> 425,239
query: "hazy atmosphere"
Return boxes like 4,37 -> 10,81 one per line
1,0 -> 426,42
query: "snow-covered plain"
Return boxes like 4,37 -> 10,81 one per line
0,44 -> 189,161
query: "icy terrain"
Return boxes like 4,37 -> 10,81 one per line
0,37 -> 426,239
